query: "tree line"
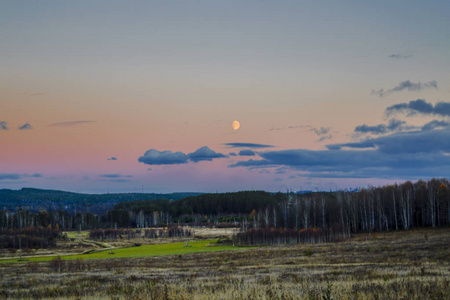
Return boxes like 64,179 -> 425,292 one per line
1,179 -> 449,243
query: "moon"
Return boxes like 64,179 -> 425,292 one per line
232,120 -> 240,130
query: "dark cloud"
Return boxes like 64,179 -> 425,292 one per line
107,157 -> 118,161
0,121 -> 8,130
355,119 -> 406,135
231,128 -> 450,179
389,54 -> 411,59
138,146 -> 225,165
386,99 -> 450,117
229,159 -> 271,168
49,120 -> 96,127
99,174 -> 132,178
18,122 -> 33,130
138,149 -> 189,165
224,143 -> 274,149
187,146 -> 226,162
371,80 -> 437,97
329,128 -> 450,154
228,152 -> 237,156
239,150 -> 256,156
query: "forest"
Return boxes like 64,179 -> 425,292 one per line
0,178 -> 449,248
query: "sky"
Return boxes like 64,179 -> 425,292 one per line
1,0 -> 450,193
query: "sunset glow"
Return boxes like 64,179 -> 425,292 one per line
1,1 -> 449,193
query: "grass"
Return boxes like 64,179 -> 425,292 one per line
64,231 -> 89,238
0,239 -> 249,263
0,228 -> 448,299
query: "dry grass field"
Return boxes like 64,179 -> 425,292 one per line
0,228 -> 448,299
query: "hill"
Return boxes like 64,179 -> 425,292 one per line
0,188 -> 202,214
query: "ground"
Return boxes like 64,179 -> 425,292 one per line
0,227 -> 448,299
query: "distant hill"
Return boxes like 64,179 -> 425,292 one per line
0,188 -> 202,214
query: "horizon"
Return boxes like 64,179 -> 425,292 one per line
1,1 -> 450,193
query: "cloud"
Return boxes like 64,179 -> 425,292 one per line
0,173 -> 43,180
107,179 -> 133,183
0,121 -> 8,130
99,174 -> 132,178
329,128 -> 450,154
24,173 -> 43,178
49,120 -> 96,127
231,128 -> 450,179
422,120 -> 450,131
138,149 -> 189,165
371,80 -> 437,97
311,127 -> 330,136
0,173 -> 22,180
224,143 -> 274,149
187,146 -> 226,162
386,99 -> 450,117
355,119 -> 406,135
270,125 -> 332,140
270,125 -> 304,131
138,146 -> 226,165
107,157 -> 118,161
229,159 -> 271,168
18,122 -> 33,130
389,54 -> 411,59
317,135 -> 333,142
239,150 -> 256,156
228,152 -> 237,156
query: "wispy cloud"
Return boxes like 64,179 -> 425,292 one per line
224,143 -> 274,149
99,174 -> 132,178
0,173 -> 22,180
49,120 -> 96,127
107,179 -> 133,183
29,92 -> 47,97
389,54 -> 411,59
18,122 -> 33,130
371,80 -> 437,97
107,157 -> 118,161
386,99 -> 450,117
355,119 -> 406,135
0,121 -> 8,130
0,173 -> 43,180
421,120 -> 450,131
239,150 -> 256,156
311,127 -> 330,136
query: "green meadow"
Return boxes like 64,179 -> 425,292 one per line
1,239 -> 250,263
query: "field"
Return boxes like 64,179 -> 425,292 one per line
0,239 -> 247,263
0,228 -> 449,299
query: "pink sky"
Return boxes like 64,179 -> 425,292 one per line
1,1 -> 449,193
